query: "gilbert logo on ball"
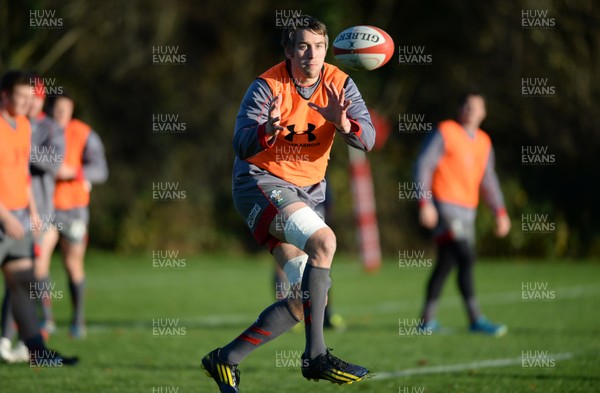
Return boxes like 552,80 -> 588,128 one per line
333,25 -> 394,71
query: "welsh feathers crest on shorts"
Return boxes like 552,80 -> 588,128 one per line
269,189 -> 285,206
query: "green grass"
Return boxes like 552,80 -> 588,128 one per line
1,252 -> 599,392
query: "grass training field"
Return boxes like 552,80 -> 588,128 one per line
0,251 -> 598,392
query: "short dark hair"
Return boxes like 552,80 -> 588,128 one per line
45,91 -> 73,114
281,15 -> 328,52
458,89 -> 486,107
0,70 -> 30,95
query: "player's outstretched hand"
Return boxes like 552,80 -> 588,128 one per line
308,82 -> 352,132
266,94 -> 284,138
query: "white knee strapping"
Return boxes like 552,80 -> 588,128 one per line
283,255 -> 308,285
283,207 -> 328,251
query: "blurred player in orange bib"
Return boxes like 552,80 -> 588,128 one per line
0,73 -> 65,359
35,92 -> 108,339
0,70 -> 77,365
414,91 -> 511,336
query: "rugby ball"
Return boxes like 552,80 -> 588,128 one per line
333,25 -> 394,71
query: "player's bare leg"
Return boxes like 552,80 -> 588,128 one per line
35,227 -> 59,280
272,242 -> 307,320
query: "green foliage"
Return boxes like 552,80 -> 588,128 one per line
1,0 -> 598,256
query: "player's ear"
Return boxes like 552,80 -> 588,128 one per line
284,47 -> 294,60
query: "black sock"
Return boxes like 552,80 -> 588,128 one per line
453,241 -> 480,323
1,288 -> 17,340
5,267 -> 41,341
422,243 -> 455,322
24,334 -> 46,352
68,278 -> 85,326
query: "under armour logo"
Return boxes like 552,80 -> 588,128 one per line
284,124 -> 317,142
348,41 -> 356,49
